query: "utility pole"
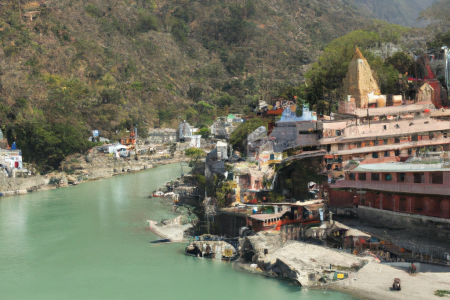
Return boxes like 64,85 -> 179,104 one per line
443,46 -> 449,100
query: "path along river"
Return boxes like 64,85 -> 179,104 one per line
0,163 -> 352,300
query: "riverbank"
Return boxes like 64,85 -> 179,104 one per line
0,152 -> 190,198
237,230 -> 450,300
325,260 -> 450,300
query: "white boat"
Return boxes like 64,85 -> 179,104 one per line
152,191 -> 164,197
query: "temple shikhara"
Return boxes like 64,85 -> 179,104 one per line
342,47 -> 381,109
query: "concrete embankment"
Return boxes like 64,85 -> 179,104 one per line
148,216 -> 193,242
0,172 -> 48,197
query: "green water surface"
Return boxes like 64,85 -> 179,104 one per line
0,163 -> 352,300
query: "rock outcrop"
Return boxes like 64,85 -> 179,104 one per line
244,231 -> 364,286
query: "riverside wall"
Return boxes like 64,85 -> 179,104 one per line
209,212 -> 248,237
0,153 -> 189,198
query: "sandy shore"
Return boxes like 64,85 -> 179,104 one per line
319,261 -> 450,299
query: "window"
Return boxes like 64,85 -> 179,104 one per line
349,173 -> 356,180
424,121 -> 429,124
336,130 -> 342,136
384,151 -> 390,157
395,150 -> 401,156
413,172 -> 424,184
384,173 -> 392,181
372,152 -> 379,158
431,172 -> 443,184
398,173 -> 406,182
395,124 -> 400,129
408,148 -> 412,155
409,123 -> 414,126
371,173 -> 380,181
358,173 -> 366,181
384,139 -> 388,145
383,125 -> 387,130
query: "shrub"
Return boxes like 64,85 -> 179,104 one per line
171,19 -> 189,43
138,14 -> 158,32
85,4 -> 103,18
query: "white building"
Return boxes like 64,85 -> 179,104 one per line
107,143 -> 129,154
177,121 -> 193,141
0,150 -> 23,170
216,141 -> 228,160
186,135 -> 201,148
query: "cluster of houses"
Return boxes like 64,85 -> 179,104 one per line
0,130 -> 24,177
197,47 -> 450,261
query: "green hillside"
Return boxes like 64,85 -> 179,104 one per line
354,0 -> 437,27
0,0 -> 417,170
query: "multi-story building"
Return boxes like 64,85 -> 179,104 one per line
328,158 -> 450,219
267,48 -> 450,171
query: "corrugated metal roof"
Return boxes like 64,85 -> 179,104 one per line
352,162 -> 450,173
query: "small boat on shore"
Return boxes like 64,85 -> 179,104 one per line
152,191 -> 164,197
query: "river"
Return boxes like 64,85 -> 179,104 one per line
0,163 -> 352,300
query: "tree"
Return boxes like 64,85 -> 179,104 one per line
305,25 -> 407,107
185,147 -> 206,164
198,127 -> 210,138
229,117 -> 267,153
387,52 -> 414,74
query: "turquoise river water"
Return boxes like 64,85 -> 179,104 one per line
0,163 -> 352,300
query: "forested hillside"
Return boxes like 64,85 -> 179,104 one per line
353,0 -> 437,27
0,0 -> 441,170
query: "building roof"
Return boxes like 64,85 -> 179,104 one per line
216,141 -> 227,147
249,213 -> 284,221
352,162 -> 450,173
430,109 -> 450,118
359,157 -> 401,165
346,103 -> 432,117
263,200 -> 325,207
331,221 -> 370,237
353,47 -> 364,59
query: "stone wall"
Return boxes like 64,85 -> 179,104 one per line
0,172 -> 46,196
211,212 -> 248,237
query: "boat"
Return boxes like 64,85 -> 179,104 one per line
152,191 -> 164,197
185,243 -> 214,258
150,238 -> 171,244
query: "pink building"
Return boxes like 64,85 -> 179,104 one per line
329,162 -> 450,219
